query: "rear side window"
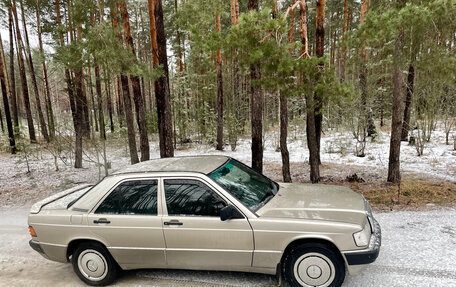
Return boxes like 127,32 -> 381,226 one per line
164,179 -> 227,217
96,180 -> 158,215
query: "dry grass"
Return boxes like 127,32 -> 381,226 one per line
349,180 -> 456,210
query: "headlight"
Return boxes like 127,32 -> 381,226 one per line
353,219 -> 372,247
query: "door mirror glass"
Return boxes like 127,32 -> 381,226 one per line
220,205 -> 244,221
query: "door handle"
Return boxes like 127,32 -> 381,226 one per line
164,221 -> 183,226
93,218 -> 111,224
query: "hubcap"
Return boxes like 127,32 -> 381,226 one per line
77,249 -> 108,281
293,252 -> 335,287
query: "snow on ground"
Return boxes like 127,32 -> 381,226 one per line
1,206 -> 455,286
1,125 -> 455,206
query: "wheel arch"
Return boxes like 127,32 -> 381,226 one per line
280,237 -> 345,265
66,238 -> 111,261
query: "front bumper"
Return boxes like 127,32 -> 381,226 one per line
29,240 -> 49,259
29,239 -> 44,254
343,217 -> 382,266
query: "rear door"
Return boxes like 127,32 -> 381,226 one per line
161,178 -> 254,270
87,179 -> 166,269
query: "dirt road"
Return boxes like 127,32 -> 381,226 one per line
1,206 -> 455,287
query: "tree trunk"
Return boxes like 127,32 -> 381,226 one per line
340,0 -> 348,82
280,92 -> 291,182
73,23 -> 87,168
0,34 -> 16,153
315,0 -> 326,165
148,0 -> 174,158
401,63 -> 415,141
248,0 -> 263,173
55,0 -> 77,129
87,66 -> 98,133
0,103 -> 4,133
112,2 -> 139,164
119,0 -> 150,161
299,0 -> 319,183
19,0 -> 49,143
359,0 -> 372,138
387,30 -> 404,183
95,64 -> 105,140
11,0 -> 36,143
67,0 -> 90,139
36,0 -> 55,140
104,67 -> 114,133
216,12 -> 224,151
278,0 -> 296,183
230,0 -> 241,125
8,8 -> 19,129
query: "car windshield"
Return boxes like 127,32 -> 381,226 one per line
208,159 -> 278,211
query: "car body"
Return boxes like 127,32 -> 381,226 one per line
28,156 -> 381,287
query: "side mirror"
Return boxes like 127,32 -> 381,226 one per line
220,205 -> 244,221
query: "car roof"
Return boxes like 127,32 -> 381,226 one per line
112,155 -> 230,175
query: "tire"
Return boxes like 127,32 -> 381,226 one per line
71,242 -> 118,286
282,243 -> 345,287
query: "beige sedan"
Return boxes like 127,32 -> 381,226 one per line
28,156 -> 381,287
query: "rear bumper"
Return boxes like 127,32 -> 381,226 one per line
343,217 -> 381,274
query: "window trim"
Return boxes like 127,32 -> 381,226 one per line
90,177 -> 162,216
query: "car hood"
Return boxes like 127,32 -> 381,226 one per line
257,183 -> 366,225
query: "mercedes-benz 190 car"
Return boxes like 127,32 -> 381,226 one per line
28,156 -> 381,287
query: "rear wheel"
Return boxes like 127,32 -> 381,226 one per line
283,243 -> 345,287
71,242 -> 118,286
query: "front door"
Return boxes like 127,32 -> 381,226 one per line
87,179 -> 166,269
161,178 -> 254,270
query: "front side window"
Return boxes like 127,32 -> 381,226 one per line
164,179 -> 227,217
96,180 -> 158,215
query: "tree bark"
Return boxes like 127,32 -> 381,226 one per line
148,0 -> 174,158
216,12 -> 224,151
249,0 -> 263,173
55,0 -> 77,129
95,64 -> 105,140
11,0 -> 36,143
8,8 -> 19,129
387,30 -> 404,183
314,0 -> 326,165
87,66 -> 98,133
340,0 -> 348,82
0,103 -> 4,133
36,0 -> 55,140
0,34 -> 16,153
279,0 -> 297,183
359,0 -> 370,138
104,67 -> 114,133
119,0 -> 150,161
401,63 -> 415,141
280,91 -> 291,182
112,2 -> 139,164
73,23 -> 87,168
19,0 -> 50,143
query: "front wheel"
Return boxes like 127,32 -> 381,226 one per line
283,243 -> 345,287
71,242 -> 118,286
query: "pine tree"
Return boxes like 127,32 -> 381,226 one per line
248,0 -> 264,173
11,0 -> 36,143
148,0 -> 174,158
119,0 -> 150,161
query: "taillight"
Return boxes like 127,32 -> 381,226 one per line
28,226 -> 37,237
